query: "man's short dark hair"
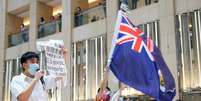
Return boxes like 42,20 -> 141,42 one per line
20,51 -> 39,65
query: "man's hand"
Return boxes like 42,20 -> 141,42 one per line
55,76 -> 63,81
61,48 -> 68,60
34,71 -> 44,81
17,71 -> 44,101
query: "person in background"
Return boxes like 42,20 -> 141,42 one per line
110,83 -> 127,101
95,87 -> 111,101
95,68 -> 128,101
95,68 -> 111,101
49,16 -> 56,34
20,24 -> 25,32
74,7 -> 83,26
40,17 -> 45,25
57,13 -> 62,20
10,49 -> 67,101
50,16 -> 55,22
154,0 -> 158,3
145,0 -> 151,5
91,16 -> 97,22
56,13 -> 62,32
20,24 -> 28,42
130,0 -> 138,9
38,17 -> 46,38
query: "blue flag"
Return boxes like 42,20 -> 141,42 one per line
151,45 -> 176,100
108,10 -> 176,100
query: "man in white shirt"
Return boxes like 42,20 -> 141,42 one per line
10,51 -> 65,101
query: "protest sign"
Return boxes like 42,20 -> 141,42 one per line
37,40 -> 67,86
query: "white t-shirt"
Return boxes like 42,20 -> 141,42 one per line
110,90 -> 121,101
10,73 -> 57,101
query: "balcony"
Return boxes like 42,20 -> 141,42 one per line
74,1 -> 106,27
37,0 -> 62,38
9,28 -> 29,47
7,5 -> 30,47
38,19 -> 62,38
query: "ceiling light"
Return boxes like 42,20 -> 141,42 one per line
88,0 -> 97,4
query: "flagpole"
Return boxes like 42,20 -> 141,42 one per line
107,1 -> 128,67
147,22 -> 150,50
96,1 -> 127,98
97,0 -> 130,98
107,12 -> 123,67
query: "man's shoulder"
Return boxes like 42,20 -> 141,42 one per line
11,74 -> 24,82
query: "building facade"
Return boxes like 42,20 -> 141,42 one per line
0,0 -> 201,101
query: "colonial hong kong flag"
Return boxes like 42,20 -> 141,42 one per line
108,10 -> 176,100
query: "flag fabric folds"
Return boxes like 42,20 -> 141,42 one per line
151,44 -> 176,100
108,10 -> 176,101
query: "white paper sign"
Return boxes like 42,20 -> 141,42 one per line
37,40 -> 67,86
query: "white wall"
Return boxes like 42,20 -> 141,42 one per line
7,0 -> 30,13
73,19 -> 106,42
6,43 -> 29,59
129,3 -> 159,25
176,0 -> 201,14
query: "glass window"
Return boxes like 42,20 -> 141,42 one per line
176,10 -> 201,93
5,60 -> 12,101
74,41 -> 87,101
139,20 -> 160,46
3,58 -> 21,101
73,36 -> 106,101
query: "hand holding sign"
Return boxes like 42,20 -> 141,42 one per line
37,40 -> 67,87
61,47 -> 68,61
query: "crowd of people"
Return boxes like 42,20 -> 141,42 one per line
18,13 -> 62,39
38,13 -> 62,38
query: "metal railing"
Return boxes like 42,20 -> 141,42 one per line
8,28 -> 29,47
74,4 -> 106,27
38,20 -> 62,38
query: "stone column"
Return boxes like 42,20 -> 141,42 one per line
29,0 -> 38,51
106,0 -> 119,91
61,0 -> 73,100
0,0 -> 7,100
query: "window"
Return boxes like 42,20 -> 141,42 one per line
3,58 -> 21,101
176,10 -> 201,92
139,20 -> 160,47
73,36 -> 106,101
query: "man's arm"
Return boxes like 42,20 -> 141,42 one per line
17,71 -> 44,101
99,67 -> 109,93
43,75 -> 63,90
